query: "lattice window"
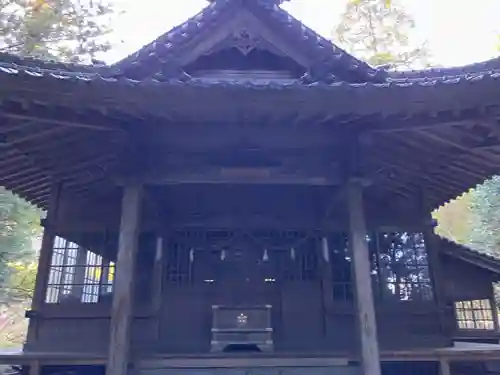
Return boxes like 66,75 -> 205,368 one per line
324,231 -> 433,302
328,233 -> 353,301
278,235 -> 319,282
45,236 -> 114,304
82,251 -> 103,303
164,230 -> 319,286
375,232 -> 433,301
46,237 -> 78,303
455,299 -> 496,330
165,239 -> 194,285
100,261 -> 115,295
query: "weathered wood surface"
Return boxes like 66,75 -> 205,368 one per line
439,359 -> 451,375
26,182 -> 62,346
4,342 -> 500,366
347,181 -> 381,375
106,185 -> 143,375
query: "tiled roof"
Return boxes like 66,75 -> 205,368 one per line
389,56 -> 500,79
0,0 -> 499,88
93,0 -> 384,82
1,1 -> 500,210
0,60 -> 499,90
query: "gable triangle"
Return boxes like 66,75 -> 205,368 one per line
112,0 -> 385,84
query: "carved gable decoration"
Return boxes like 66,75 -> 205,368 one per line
223,29 -> 265,56
184,18 -> 308,81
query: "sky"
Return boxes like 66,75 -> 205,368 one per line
104,0 -> 500,68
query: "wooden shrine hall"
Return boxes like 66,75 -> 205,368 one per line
2,0 -> 500,374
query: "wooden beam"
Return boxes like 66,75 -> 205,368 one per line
347,181 -> 381,375
117,168 -> 341,186
106,184 -> 142,375
2,126 -> 69,146
0,111 -> 124,132
417,129 -> 500,164
362,107 -> 498,133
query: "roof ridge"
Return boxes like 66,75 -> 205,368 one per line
108,0 -> 385,82
0,52 -> 101,72
389,56 -> 500,79
249,0 -> 385,83
109,0 -> 228,76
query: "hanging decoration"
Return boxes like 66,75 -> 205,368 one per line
155,236 -> 163,261
263,248 -> 269,262
290,247 -> 296,261
220,249 -> 226,261
322,237 -> 329,262
189,248 -> 194,263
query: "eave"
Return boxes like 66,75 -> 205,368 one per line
439,236 -> 500,276
0,58 -> 500,210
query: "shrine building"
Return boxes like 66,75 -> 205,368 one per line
1,0 -> 500,374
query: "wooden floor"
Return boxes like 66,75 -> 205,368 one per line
0,342 -> 499,367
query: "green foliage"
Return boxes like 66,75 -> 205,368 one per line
0,188 -> 41,296
0,0 -> 117,62
5,261 -> 37,301
433,193 -> 473,245
468,176 -> 500,256
432,176 -> 500,262
0,0 -> 118,347
334,0 -> 430,69
0,0 -> 118,300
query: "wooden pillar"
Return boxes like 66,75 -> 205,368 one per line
106,185 -> 143,375
26,182 -> 62,346
439,359 -> 451,375
347,181 -> 381,375
29,360 -> 40,375
421,194 -> 449,338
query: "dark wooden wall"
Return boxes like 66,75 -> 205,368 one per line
440,254 -> 498,339
29,261 -> 450,356
441,256 -> 494,302
27,194 -> 498,356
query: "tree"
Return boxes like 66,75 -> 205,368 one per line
5,261 -> 38,301
0,0 -> 117,296
333,0 -> 483,250
433,193 -> 473,245
0,0 -> 118,347
0,188 -> 41,299
0,0 -> 116,63
468,177 -> 500,255
333,0 -> 431,69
